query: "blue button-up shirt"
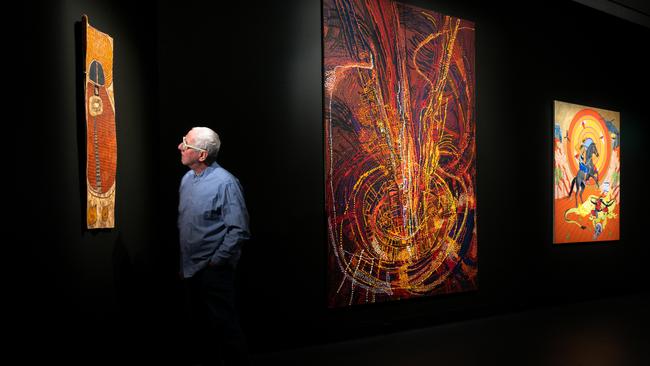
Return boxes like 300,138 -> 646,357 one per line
178,162 -> 250,278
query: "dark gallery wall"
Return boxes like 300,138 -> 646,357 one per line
156,0 -> 650,354
18,0 -> 173,361
18,0 -> 650,361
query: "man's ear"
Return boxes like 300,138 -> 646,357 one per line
199,151 -> 207,162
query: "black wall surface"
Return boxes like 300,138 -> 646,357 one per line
18,0 -> 173,361
19,0 -> 650,361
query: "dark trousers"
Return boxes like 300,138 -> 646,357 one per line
185,265 -> 248,366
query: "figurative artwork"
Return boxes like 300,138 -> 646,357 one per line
83,15 -> 117,229
323,0 -> 477,307
553,100 -> 620,243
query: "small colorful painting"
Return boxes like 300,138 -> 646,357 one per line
553,100 -> 620,243
83,15 -> 117,229
324,0 -> 477,307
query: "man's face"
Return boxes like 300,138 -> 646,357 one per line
178,130 -> 204,167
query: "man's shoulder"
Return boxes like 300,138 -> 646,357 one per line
210,165 -> 240,185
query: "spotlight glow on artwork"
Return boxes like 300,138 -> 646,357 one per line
323,0 -> 478,307
553,100 -> 620,244
83,15 -> 117,229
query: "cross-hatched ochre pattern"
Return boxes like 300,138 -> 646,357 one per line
84,15 -> 117,229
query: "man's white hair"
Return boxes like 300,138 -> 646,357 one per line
191,126 -> 221,161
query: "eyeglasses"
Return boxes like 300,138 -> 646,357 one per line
181,136 -> 207,152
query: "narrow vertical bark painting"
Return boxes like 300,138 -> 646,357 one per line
83,15 -> 117,229
323,0 -> 477,307
554,101 -> 620,243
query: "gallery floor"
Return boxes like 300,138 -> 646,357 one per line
250,292 -> 649,366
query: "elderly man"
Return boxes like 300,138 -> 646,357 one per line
178,126 -> 250,365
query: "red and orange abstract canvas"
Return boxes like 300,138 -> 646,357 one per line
323,0 -> 477,307
553,101 -> 620,243
83,15 -> 117,229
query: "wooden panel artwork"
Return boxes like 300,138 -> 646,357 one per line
83,15 -> 117,229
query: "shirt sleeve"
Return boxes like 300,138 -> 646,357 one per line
210,181 -> 250,266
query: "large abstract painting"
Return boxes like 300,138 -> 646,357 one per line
83,15 -> 117,229
323,0 -> 477,307
553,100 -> 620,243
